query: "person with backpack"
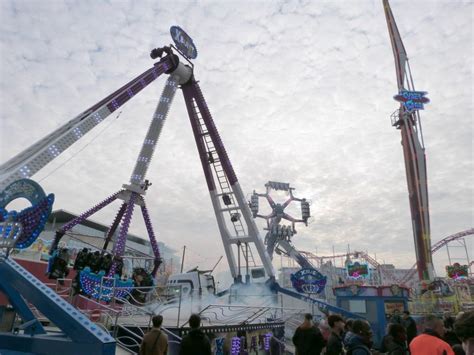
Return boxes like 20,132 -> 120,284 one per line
292,313 -> 326,355
139,315 -> 168,355
179,314 -> 211,355
345,319 -> 373,355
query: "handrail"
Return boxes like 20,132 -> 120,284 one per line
180,303 -> 304,327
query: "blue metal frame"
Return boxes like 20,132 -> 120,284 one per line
335,289 -> 408,347
274,284 -> 365,320
0,257 -> 116,355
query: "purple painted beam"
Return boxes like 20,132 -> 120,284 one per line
108,193 -> 137,277
140,200 -> 162,276
50,191 -> 120,254
102,202 -> 127,253
188,80 -> 238,186
182,83 -> 216,192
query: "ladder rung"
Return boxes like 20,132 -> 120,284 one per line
221,207 -> 240,213
216,192 -> 234,197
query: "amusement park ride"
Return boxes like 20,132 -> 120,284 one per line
383,0 -> 435,283
0,1 -> 472,354
249,181 -> 313,270
1,26 -> 277,290
0,21 -> 360,355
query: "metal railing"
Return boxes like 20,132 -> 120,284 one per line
180,303 -> 304,328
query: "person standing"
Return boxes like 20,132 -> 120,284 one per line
326,315 -> 345,355
401,311 -> 417,345
443,312 -> 455,331
292,313 -> 326,355
345,320 -> 373,355
343,319 -> 355,348
409,314 -> 454,355
139,315 -> 168,355
390,309 -> 402,325
454,311 -> 474,355
179,314 -> 211,355
386,323 -> 409,355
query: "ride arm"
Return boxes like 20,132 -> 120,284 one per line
383,0 -> 408,91
0,54 -> 178,190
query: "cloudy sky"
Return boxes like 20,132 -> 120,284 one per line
0,0 -> 472,283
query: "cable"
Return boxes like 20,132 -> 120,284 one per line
38,111 -> 122,183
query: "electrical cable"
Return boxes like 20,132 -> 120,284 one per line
38,111 -> 122,183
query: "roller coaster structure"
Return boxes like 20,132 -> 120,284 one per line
299,228 -> 473,285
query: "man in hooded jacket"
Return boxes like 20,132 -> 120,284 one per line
179,314 -> 211,355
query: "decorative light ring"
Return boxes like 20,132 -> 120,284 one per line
0,179 -> 54,249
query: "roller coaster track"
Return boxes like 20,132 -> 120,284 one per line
299,228 -> 474,285
399,228 -> 474,283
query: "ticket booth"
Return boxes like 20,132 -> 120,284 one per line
334,285 -> 409,348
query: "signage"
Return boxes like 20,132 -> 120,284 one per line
347,262 -> 369,280
384,301 -> 404,315
393,90 -> 430,112
291,267 -> 327,294
446,263 -> 468,280
170,26 -> 198,59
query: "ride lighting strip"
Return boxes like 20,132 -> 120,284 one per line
176,321 -> 285,335
0,56 -> 173,191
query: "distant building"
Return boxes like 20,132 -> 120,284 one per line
14,209 -> 180,278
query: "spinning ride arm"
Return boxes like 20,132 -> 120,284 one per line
251,181 -> 311,268
383,0 -> 434,282
0,53 -> 179,190
276,240 -> 313,269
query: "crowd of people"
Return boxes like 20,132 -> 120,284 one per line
290,310 -> 474,355
125,307 -> 474,355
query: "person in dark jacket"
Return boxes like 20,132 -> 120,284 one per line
73,248 -> 89,270
454,311 -> 474,355
401,310 -> 417,345
179,314 -> 211,355
443,312 -> 455,331
380,323 -> 394,354
343,319 -> 355,348
292,313 -> 326,355
386,323 -> 408,355
390,309 -> 402,325
326,314 -> 345,355
345,320 -> 373,355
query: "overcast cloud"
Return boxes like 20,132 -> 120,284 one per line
0,0 -> 472,282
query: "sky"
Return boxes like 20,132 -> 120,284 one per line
0,0 -> 472,285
